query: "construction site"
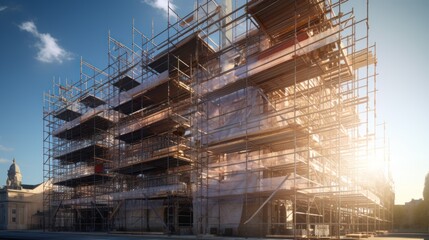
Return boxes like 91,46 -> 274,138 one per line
43,0 -> 394,238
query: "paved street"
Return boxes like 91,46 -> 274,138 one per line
1,231 -> 429,240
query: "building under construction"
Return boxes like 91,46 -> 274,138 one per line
43,0 -> 394,237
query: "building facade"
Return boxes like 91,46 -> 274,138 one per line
0,159 -> 44,230
43,0 -> 394,237
393,199 -> 428,232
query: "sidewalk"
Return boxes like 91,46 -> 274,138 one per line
0,230 -> 279,240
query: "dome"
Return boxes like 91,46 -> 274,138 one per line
8,159 -> 21,175
6,158 -> 22,189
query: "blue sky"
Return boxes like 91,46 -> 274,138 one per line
369,0 -> 429,204
0,0 -> 427,205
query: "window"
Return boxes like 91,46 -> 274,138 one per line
11,208 -> 17,224
0,205 -> 3,224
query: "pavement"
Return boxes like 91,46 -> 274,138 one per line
0,230 -> 263,240
1,231 -> 429,240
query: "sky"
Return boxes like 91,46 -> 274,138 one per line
0,0 -> 427,205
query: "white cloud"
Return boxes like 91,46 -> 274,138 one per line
0,144 -> 13,152
143,0 -> 175,17
0,158 -> 11,164
19,21 -> 72,63
0,6 -> 7,12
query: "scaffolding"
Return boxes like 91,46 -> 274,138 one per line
43,0 -> 394,237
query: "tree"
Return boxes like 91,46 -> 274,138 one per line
423,172 -> 429,232
424,172 -> 429,202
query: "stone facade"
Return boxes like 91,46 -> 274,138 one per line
0,160 -> 45,230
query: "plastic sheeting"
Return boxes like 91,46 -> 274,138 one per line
111,183 -> 187,200
202,172 -> 306,198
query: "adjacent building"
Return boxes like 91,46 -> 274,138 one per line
393,199 -> 427,232
0,159 -> 45,230
43,0 -> 394,237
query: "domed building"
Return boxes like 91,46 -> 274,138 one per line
0,159 -> 48,230
6,159 -> 23,190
